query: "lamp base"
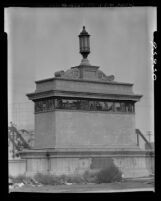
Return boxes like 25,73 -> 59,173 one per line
80,58 -> 91,66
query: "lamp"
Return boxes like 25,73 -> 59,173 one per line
79,26 -> 90,65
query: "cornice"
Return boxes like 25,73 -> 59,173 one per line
26,90 -> 142,101
35,77 -> 134,86
19,148 -> 154,159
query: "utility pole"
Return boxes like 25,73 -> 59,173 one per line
10,122 -> 16,159
147,131 -> 152,143
10,122 -> 15,159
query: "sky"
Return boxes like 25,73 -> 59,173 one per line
5,7 -> 156,141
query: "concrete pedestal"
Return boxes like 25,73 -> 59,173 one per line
20,148 -> 154,178
20,27 -> 154,179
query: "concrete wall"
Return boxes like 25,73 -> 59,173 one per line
50,158 -> 92,175
114,157 -> 150,178
26,158 -> 49,174
9,159 -> 26,177
9,155 -> 154,178
35,112 -> 56,148
55,110 -> 136,148
25,155 -> 154,178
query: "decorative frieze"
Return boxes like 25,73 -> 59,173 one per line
35,97 -> 135,113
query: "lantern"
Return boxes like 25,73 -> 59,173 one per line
79,26 -> 90,60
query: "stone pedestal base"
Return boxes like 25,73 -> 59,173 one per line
20,148 -> 154,178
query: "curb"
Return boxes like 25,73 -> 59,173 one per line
85,187 -> 155,193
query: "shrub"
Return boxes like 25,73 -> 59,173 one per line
34,173 -> 86,185
56,174 -> 85,184
83,170 -> 98,183
34,173 -> 62,185
9,165 -> 122,186
66,175 -> 85,184
10,174 -> 30,184
95,164 -> 122,183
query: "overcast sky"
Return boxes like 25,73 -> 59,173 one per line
5,7 -> 156,140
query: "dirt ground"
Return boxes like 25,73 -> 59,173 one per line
9,178 -> 154,193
